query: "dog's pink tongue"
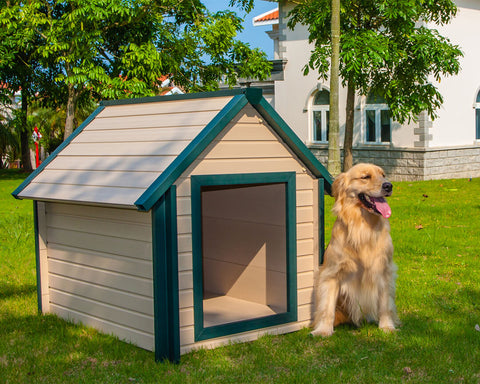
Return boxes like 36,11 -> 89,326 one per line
372,197 -> 392,218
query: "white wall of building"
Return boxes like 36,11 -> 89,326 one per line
272,0 -> 480,151
428,0 -> 480,147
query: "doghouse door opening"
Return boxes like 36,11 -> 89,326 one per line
201,182 -> 287,328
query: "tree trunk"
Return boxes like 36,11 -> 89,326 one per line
328,0 -> 341,177
64,83 -> 77,140
343,81 -> 355,171
20,90 -> 32,172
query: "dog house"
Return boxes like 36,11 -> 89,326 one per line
13,88 -> 333,362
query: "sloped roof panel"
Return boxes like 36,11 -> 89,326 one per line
14,94 -> 235,207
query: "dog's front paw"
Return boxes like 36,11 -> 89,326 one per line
379,317 -> 397,333
311,323 -> 334,337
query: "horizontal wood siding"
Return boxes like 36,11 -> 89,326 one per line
18,96 -> 233,206
175,105 -> 318,351
44,202 -> 155,351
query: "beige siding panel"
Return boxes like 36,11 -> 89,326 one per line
46,202 -> 150,225
47,228 -> 151,260
297,223 -> 314,241
178,234 -> 192,254
229,105 -> 266,124
175,178 -> 191,198
48,245 -> 152,279
86,110 -> 218,130
296,174 -> 315,190
75,127 -> 203,143
297,190 -> 314,207
297,255 -> 314,273
47,155 -> 176,173
176,197 -> 191,216
48,259 -> 153,297
46,212 -> 151,242
61,141 -> 190,157
297,271 -> 314,290
177,216 -> 191,236
220,123 -> 282,141
50,289 -> 153,331
19,183 -> 142,207
297,206 -> 313,224
49,274 -> 153,316
179,289 -> 194,310
178,253 -> 192,272
99,97 -> 233,118
178,271 -> 193,290
186,158 -> 305,175
50,304 -> 154,351
298,304 -> 312,323
180,326 -> 195,346
179,308 -> 194,327
206,141 -> 291,159
298,287 -> 314,307
298,239 -> 315,257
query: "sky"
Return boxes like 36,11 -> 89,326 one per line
201,0 -> 276,60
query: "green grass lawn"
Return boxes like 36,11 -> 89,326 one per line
1,169 -> 479,383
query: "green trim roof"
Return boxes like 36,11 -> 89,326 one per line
13,88 -> 332,210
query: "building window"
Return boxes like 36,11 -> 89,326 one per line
476,90 -> 480,140
365,93 -> 391,144
311,89 -> 330,143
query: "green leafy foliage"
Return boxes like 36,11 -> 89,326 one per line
288,0 -> 463,123
0,0 -> 271,142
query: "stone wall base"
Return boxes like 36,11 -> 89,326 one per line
309,146 -> 480,181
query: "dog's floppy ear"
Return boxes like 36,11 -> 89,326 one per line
332,172 -> 347,200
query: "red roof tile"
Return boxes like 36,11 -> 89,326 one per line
253,8 -> 279,25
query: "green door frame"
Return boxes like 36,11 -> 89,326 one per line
191,172 -> 298,341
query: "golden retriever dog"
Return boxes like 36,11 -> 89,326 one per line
311,163 -> 399,336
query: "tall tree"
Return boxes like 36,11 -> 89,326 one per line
1,0 -> 271,144
288,0 -> 463,170
0,3 -> 44,171
328,0 -> 341,176
8,0 -> 271,140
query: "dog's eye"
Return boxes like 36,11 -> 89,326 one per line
361,174 -> 371,180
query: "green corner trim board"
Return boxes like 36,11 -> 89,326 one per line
13,87 -> 332,363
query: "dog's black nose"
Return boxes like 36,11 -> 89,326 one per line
382,182 -> 393,193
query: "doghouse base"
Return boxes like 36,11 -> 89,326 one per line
204,294 -> 281,327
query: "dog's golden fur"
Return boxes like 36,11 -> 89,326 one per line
311,163 -> 399,336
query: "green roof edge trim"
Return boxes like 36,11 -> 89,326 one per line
134,94 -> 249,211
100,88 -> 248,107
12,105 -> 106,199
249,96 -> 333,194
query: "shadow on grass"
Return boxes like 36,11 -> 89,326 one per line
0,282 -> 37,299
0,169 -> 31,181
0,310 -> 159,383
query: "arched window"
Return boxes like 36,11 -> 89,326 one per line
476,90 -> 480,140
311,90 -> 329,143
365,93 -> 391,143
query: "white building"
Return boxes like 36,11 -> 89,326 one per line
253,1 -> 480,180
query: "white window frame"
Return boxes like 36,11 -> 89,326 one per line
311,105 -> 329,144
364,103 -> 391,144
309,89 -> 330,144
